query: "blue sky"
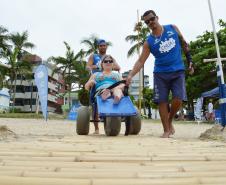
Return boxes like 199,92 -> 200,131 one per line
1,0 -> 226,87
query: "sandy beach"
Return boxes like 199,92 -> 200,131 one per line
0,118 -> 214,139
0,118 -> 226,185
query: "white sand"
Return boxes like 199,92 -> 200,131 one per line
0,118 -> 226,185
0,118 -> 213,140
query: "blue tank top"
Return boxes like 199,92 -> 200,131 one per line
95,72 -> 121,91
147,25 -> 185,72
92,54 -> 102,73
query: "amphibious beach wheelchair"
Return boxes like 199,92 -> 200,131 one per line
76,80 -> 141,136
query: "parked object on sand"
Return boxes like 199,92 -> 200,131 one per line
0,88 -> 10,113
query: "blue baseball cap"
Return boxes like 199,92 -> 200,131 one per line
97,39 -> 106,45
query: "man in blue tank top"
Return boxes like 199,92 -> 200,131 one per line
126,10 -> 194,138
86,39 -> 120,74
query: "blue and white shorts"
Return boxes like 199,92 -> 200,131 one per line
153,70 -> 187,104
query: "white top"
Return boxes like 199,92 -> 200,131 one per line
208,102 -> 213,113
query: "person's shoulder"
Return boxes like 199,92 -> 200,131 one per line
171,24 -> 180,31
88,53 -> 94,60
111,71 -> 120,77
112,71 -> 119,75
95,71 -> 102,75
164,24 -> 176,29
146,33 -> 154,43
146,32 -> 152,39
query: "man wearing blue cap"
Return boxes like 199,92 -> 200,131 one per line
86,39 -> 120,134
86,39 -> 120,74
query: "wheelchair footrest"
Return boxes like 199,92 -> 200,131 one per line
96,96 -> 137,117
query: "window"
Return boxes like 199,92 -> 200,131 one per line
24,99 -> 36,105
16,86 -> 24,93
15,99 -> 24,106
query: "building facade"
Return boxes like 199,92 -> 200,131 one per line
122,70 -> 149,100
12,55 -> 66,113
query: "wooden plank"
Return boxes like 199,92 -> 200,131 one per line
0,156 -> 77,162
92,178 -> 200,185
0,170 -> 225,179
0,176 -> 90,185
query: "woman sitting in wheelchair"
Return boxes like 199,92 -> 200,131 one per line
85,55 -> 125,104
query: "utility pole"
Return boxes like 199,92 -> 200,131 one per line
137,9 -> 143,114
206,0 -> 226,127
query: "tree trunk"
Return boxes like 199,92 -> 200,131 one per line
143,101 -> 146,115
12,72 -> 17,113
68,69 -> 71,110
148,105 -> 152,119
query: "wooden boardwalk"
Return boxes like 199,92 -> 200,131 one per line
0,119 -> 226,184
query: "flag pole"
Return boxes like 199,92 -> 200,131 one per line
207,0 -> 226,127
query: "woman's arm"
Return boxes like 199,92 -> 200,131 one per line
112,57 -> 121,71
85,74 -> 96,90
86,54 -> 99,71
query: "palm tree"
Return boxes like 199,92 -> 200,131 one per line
1,30 -> 34,111
0,66 -> 8,89
9,31 -> 35,60
48,42 -> 89,108
126,22 -> 150,112
73,49 -> 90,106
0,26 -> 10,57
81,34 -> 112,56
125,22 -> 149,57
72,49 -> 89,88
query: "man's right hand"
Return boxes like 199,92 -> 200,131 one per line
188,62 -> 194,75
126,75 -> 132,86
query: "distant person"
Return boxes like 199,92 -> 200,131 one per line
86,39 -> 120,74
207,100 -> 214,121
85,55 -> 125,134
126,10 -> 194,138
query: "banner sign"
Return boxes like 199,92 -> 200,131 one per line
68,103 -> 80,120
34,64 -> 48,120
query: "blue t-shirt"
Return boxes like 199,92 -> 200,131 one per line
147,24 -> 185,72
95,72 -> 121,91
91,54 -> 102,73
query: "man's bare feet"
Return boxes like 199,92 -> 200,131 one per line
170,125 -> 175,135
101,89 -> 111,100
168,116 -> 175,135
93,130 -> 99,135
161,132 -> 171,138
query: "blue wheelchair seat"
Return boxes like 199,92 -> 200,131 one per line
96,96 -> 137,117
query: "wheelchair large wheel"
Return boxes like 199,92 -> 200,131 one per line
76,106 -> 90,135
104,117 -> 121,136
128,113 -> 141,135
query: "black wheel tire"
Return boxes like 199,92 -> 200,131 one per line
128,114 -> 141,135
104,117 -> 121,136
76,106 -> 90,135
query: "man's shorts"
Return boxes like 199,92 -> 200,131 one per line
153,70 -> 187,104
